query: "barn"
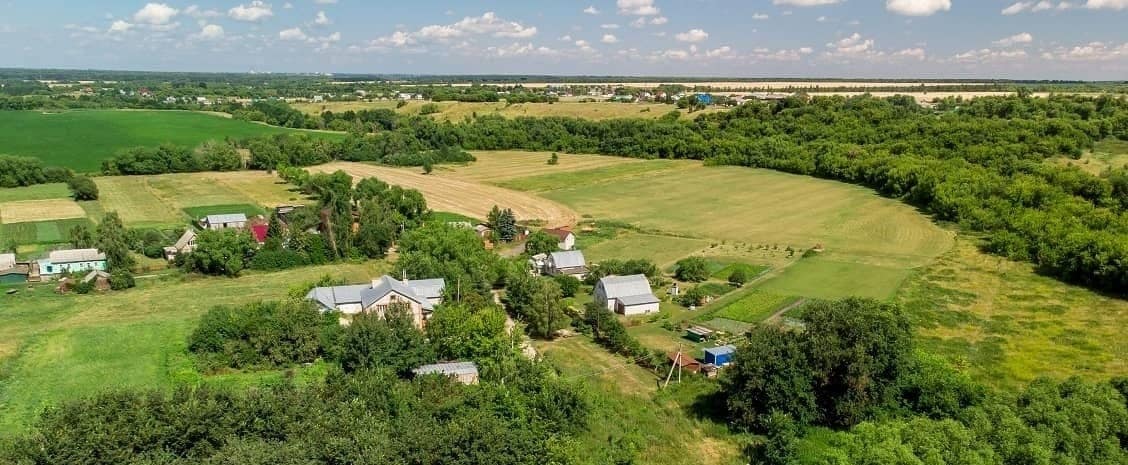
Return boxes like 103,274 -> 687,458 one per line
594,274 -> 660,315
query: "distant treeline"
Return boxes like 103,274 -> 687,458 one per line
0,155 -> 72,187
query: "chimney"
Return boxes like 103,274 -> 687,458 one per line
371,277 -> 380,288
401,270 -> 409,286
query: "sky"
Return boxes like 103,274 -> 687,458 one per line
1,0 -> 1127,79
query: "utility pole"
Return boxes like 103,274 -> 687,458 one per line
663,348 -> 682,389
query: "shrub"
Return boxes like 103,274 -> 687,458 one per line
553,274 -> 581,298
188,300 -> 334,371
728,267 -> 748,286
108,270 -> 135,290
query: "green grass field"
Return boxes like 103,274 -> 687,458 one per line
757,256 -> 912,300
291,100 -> 715,122
711,290 -> 800,323
0,261 -> 389,431
0,183 -> 70,203
0,218 -> 92,246
583,232 -> 710,267
0,110 -> 340,172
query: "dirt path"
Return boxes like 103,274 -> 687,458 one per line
765,298 -> 808,323
311,161 -> 578,228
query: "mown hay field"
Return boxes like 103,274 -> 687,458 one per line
94,172 -> 307,227
439,150 -> 642,182
0,199 -> 86,224
309,161 -> 578,226
0,110 -> 340,172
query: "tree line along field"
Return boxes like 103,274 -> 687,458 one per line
0,110 -> 341,172
291,100 -> 718,122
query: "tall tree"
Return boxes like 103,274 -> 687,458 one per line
95,212 -> 134,271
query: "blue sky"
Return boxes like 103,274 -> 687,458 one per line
1,0 -> 1126,79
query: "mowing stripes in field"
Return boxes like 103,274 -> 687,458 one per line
0,199 -> 87,224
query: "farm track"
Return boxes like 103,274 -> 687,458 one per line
310,161 -> 578,227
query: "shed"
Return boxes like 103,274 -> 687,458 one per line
547,250 -> 588,278
685,326 -> 714,342
202,213 -> 248,230
704,345 -> 737,367
594,274 -> 660,316
413,361 -> 479,385
667,352 -> 702,373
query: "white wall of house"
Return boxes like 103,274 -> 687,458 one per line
363,291 -> 425,327
559,234 -> 576,251
620,302 -> 660,316
593,285 -> 615,311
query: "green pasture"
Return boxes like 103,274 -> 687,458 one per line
0,218 -> 93,246
0,183 -> 70,203
0,110 -> 340,172
757,256 -> 911,300
710,290 -> 800,324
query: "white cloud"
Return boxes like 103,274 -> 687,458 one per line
314,0 -> 338,3
559,34 -> 572,41
229,1 -> 274,22
674,28 -> 708,42
279,27 -> 307,41
649,16 -> 668,24
184,5 -> 221,18
753,13 -> 770,19
1041,41 -> 1128,60
885,0 -> 951,16
893,47 -> 926,59
617,0 -> 660,16
952,48 -> 1027,63
601,23 -> 620,29
133,3 -> 178,25
583,5 -> 600,14
705,46 -> 733,58
314,11 -> 330,26
771,0 -> 842,5
197,23 -> 224,40
993,32 -> 1033,46
370,11 -> 537,48
1085,0 -> 1128,8
826,32 -> 876,56
109,20 -> 133,33
1001,1 -> 1074,14
816,15 -> 828,22
602,34 -> 619,43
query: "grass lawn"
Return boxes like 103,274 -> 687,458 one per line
534,336 -> 746,465
0,183 -> 70,203
0,261 -> 388,431
183,203 -> 266,220
0,110 -> 341,172
583,231 -> 709,267
896,238 -> 1128,389
756,256 -> 912,300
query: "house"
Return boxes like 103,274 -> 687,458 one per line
473,223 -> 492,238
694,93 -> 714,105
305,275 -> 445,327
542,228 -> 577,251
594,274 -> 660,315
36,248 -> 107,279
546,250 -> 588,279
164,96 -> 178,104
312,95 -> 324,103
704,345 -> 737,367
0,253 -> 28,284
82,270 -> 111,292
413,361 -> 479,385
163,229 -> 198,261
201,213 -> 248,230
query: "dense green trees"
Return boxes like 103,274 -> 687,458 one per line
180,229 -> 257,276
524,230 -> 559,255
504,272 -> 570,339
65,175 -> 98,200
674,256 -> 709,282
95,212 -> 135,271
101,142 -> 242,175
188,300 -> 334,371
335,306 -> 435,376
0,155 -> 70,187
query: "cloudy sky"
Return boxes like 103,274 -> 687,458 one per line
2,0 -> 1127,79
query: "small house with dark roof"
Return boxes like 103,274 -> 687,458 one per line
163,229 -> 198,261
547,250 -> 587,279
594,274 -> 660,315
305,275 -> 445,327
541,227 -> 576,250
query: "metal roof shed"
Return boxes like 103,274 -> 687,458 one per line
704,345 -> 737,366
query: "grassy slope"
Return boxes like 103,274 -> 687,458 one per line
0,110 -> 340,172
0,262 -> 388,432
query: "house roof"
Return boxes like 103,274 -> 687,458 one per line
413,361 -> 478,377
204,213 -> 247,225
550,250 -> 586,269
704,345 -> 737,357
617,293 -> 659,306
542,228 -> 575,241
668,352 -> 701,368
0,253 -> 15,270
598,274 -> 654,299
173,229 -> 197,251
48,248 -> 106,264
305,275 -> 445,312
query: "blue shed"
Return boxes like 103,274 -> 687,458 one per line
694,93 -> 714,105
704,345 -> 736,366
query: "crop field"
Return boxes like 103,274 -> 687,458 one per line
94,173 -> 286,227
0,261 -> 389,431
711,290 -> 800,323
0,183 -> 70,203
205,171 -> 312,207
293,100 -> 703,121
897,239 -> 1128,389
94,177 -> 186,226
309,161 -> 578,227
0,218 -> 92,246
0,110 -> 339,172
437,150 -> 642,182
0,199 -> 86,224
583,232 -> 709,267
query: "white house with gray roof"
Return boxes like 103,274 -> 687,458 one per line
305,275 -> 445,327
594,274 -> 660,315
201,213 -> 247,230
546,250 -> 588,279
36,248 -> 107,279
413,361 -> 479,385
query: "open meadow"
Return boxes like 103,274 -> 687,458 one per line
0,261 -> 389,431
0,110 -> 340,172
293,100 -> 711,121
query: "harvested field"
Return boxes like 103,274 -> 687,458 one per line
309,161 -> 578,227
439,150 -> 642,182
0,184 -> 70,203
206,171 -> 312,207
446,81 -> 995,89
94,177 -> 184,226
0,199 -> 87,224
